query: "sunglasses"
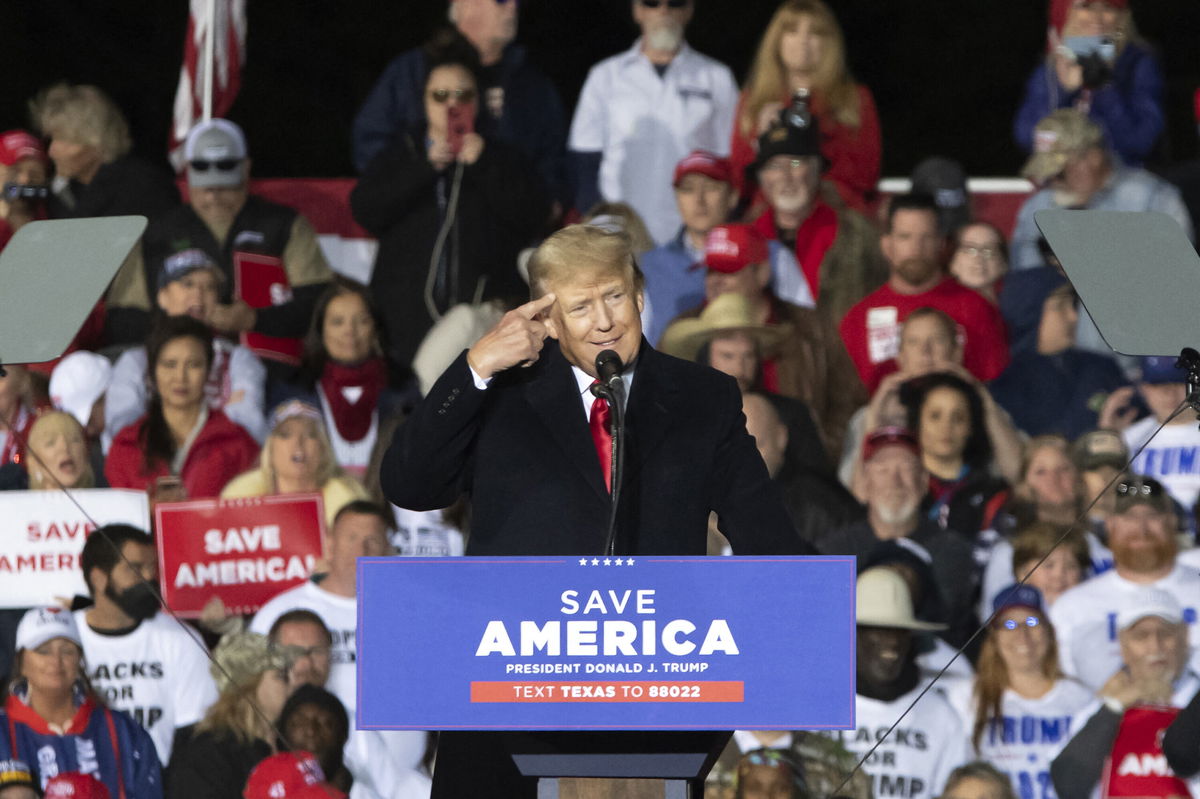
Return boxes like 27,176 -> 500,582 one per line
640,0 -> 690,7
189,159 -> 241,172
428,88 -> 477,104
1116,478 -> 1165,498
997,615 -> 1040,631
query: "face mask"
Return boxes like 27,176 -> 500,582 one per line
106,580 -> 160,622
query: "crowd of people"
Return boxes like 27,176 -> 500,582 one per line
1,0 -> 1200,797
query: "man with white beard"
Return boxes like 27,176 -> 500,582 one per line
567,0 -> 738,243
815,427 -> 979,646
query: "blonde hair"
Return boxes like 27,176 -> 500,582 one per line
583,201 -> 657,255
1014,435 -> 1082,509
259,415 -> 342,491
26,411 -> 95,490
527,224 -> 643,300
30,83 -> 132,163
195,679 -> 271,745
740,0 -> 861,138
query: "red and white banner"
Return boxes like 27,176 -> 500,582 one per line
169,0 -> 248,170
155,494 -> 325,617
0,490 -> 151,608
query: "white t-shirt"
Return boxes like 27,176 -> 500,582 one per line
946,679 -> 1095,799
249,580 -> 428,783
74,610 -> 218,764
390,507 -> 464,557
1179,546 -> 1200,569
977,532 -> 1113,623
816,685 -> 971,799
568,40 -> 738,244
250,580 -> 358,712
1048,565 -> 1200,690
1123,417 -> 1200,511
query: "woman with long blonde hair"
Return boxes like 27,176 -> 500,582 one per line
952,585 -> 1094,799
729,0 -> 880,210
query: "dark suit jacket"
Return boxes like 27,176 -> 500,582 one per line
382,338 -> 805,556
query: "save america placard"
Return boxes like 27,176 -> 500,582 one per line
357,556 -> 855,731
155,494 -> 324,616
0,489 -> 151,608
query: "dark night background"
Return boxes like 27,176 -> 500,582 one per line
1,0 -> 1198,180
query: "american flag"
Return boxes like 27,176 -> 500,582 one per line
168,0 -> 247,171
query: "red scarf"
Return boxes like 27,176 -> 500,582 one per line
319,358 -> 386,442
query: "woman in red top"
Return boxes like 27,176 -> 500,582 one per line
730,0 -> 880,211
105,316 -> 258,499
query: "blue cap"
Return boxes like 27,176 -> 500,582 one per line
1140,355 -> 1186,385
992,583 -> 1044,616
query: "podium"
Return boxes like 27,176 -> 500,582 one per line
357,556 -> 856,797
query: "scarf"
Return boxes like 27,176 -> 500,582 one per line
319,358 -> 386,442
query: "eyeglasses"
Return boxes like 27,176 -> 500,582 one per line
189,159 -> 241,172
957,245 -> 1002,260
427,88 -> 477,104
997,615 -> 1040,631
639,0 -> 690,8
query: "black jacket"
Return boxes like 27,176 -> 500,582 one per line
382,339 -> 806,556
166,727 -> 271,799
350,132 -> 548,368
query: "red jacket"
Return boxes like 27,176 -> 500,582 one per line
105,409 -> 260,498
729,85 -> 882,211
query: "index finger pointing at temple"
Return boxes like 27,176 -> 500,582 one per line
516,293 -> 557,320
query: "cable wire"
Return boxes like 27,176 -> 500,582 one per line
826,398 -> 1193,798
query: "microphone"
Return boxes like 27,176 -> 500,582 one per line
591,350 -> 624,397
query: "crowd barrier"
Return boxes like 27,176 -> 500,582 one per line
238,177 -> 1036,284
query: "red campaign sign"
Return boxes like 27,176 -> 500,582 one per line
155,494 -> 325,617
234,251 -> 303,365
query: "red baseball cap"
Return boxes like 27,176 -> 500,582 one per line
673,150 -> 732,187
244,753 -> 346,799
1048,0 -> 1128,38
700,224 -> 769,274
0,130 -> 47,167
862,427 -> 920,462
45,772 -> 112,799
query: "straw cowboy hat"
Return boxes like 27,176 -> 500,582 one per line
856,567 -> 946,631
658,293 -> 788,361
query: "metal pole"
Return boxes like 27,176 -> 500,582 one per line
202,0 -> 216,121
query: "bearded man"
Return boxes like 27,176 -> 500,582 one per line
1050,476 -> 1200,690
838,194 -> 1009,392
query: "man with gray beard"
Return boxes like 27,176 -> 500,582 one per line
815,427 -> 979,643
567,0 -> 738,243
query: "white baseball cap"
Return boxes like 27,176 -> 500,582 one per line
50,350 -> 112,428
184,118 -> 248,189
1117,588 -> 1184,632
15,606 -> 82,651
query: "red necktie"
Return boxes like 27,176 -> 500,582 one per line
589,390 -> 612,492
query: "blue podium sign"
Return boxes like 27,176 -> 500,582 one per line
357,556 -> 855,731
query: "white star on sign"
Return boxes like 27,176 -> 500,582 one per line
614,558 -> 624,565
579,558 -> 588,565
626,558 -> 635,565
591,558 -> 600,566
603,558 -> 612,566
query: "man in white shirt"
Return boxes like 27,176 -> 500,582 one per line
74,524 -> 217,766
266,609 -> 429,799
251,501 -> 390,713
816,568 -> 971,799
568,0 -> 738,243
1050,475 -> 1200,691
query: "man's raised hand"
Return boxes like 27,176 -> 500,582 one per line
467,293 -> 557,380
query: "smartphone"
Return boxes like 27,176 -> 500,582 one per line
447,104 -> 476,157
1061,35 -> 1116,62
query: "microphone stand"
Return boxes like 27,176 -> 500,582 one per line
1177,348 -> 1200,424
597,377 -> 627,557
